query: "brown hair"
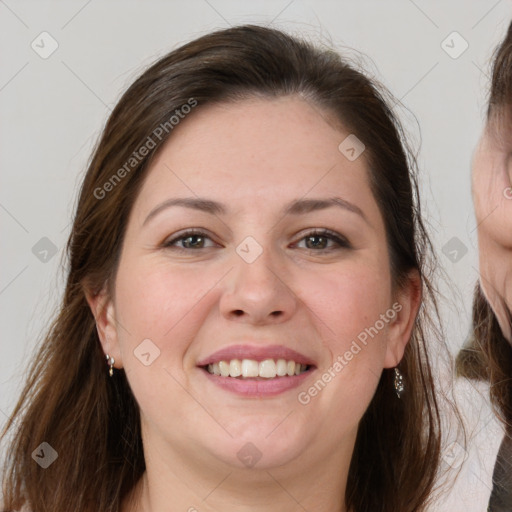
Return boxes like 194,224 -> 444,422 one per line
457,285 -> 512,425
487,21 -> 512,114
2,24 -> 445,512
456,21 -> 512,427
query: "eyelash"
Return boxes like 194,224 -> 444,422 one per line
162,228 -> 352,252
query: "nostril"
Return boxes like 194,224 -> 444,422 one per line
233,310 -> 244,316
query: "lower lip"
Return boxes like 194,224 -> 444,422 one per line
199,368 -> 314,397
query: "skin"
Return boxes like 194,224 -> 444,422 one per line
87,96 -> 420,512
472,113 -> 512,342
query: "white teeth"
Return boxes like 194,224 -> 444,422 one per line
242,359 -> 259,377
276,359 -> 288,376
205,358 -> 309,378
259,359 -> 277,378
219,361 -> 230,377
229,359 -> 241,377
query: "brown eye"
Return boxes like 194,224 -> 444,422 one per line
295,230 -> 351,251
163,230 -> 216,250
305,235 -> 329,249
181,234 -> 206,248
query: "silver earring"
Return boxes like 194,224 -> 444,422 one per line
394,367 -> 404,399
106,354 -> 115,377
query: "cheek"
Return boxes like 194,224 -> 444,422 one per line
112,262 -> 217,426
296,263 -> 391,358
114,260 -> 216,368
293,262 -> 392,412
471,145 -> 496,217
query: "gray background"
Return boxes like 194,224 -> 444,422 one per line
1,0 -> 511,509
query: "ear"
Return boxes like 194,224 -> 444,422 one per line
84,286 -> 123,369
383,269 -> 422,368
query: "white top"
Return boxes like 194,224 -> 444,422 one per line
430,378 -> 504,511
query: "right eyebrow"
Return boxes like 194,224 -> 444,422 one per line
143,197 -> 227,226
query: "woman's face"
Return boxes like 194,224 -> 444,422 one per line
92,96 -> 417,474
472,113 -> 512,342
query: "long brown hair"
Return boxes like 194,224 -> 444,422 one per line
456,21 -> 512,428
457,285 -> 512,425
2,24 -> 444,512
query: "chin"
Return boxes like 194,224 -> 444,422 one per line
203,419 -> 311,470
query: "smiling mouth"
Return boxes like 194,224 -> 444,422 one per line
200,358 -> 313,379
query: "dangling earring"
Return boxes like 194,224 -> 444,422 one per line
394,367 -> 404,398
105,354 -> 115,377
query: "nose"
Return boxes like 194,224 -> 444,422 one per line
219,246 -> 298,326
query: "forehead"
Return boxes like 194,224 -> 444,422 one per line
169,96 -> 348,163
135,96 -> 375,209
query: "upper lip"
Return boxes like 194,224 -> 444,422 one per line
196,344 -> 317,367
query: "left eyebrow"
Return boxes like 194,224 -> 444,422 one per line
283,197 -> 369,224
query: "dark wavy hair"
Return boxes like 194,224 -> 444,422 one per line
2,24 -> 445,512
456,21 -> 512,428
